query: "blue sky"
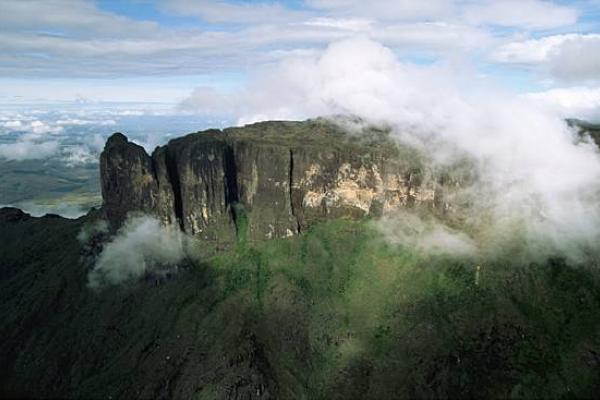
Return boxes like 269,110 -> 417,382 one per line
1,1 -> 600,117
3,0 -> 600,217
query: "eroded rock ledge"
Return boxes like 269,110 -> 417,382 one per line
100,119 -> 459,245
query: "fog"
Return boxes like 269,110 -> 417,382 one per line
376,211 -> 477,257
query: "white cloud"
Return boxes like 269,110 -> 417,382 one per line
373,21 -> 490,50
308,0 -> 579,29
0,0 -> 158,37
164,0 -> 308,23
29,120 -> 63,134
87,216 -> 192,288
184,37 -> 467,123
62,145 -> 97,166
304,17 -> 373,31
0,140 -> 59,161
526,86 -> 600,121
0,0 -> 593,123
1,120 -> 23,129
464,0 -> 578,29
0,0 -> 490,80
493,34 -> 574,64
0,118 -> 63,134
56,118 -> 116,126
117,110 -> 146,116
547,35 -> 600,81
305,0 -> 454,21
493,34 -> 600,82
178,86 -> 236,116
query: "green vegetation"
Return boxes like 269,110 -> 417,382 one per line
212,219 -> 600,398
224,118 -> 402,157
0,157 -> 100,215
1,213 -> 600,398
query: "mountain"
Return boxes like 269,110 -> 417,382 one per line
100,119 -> 463,247
1,119 -> 600,399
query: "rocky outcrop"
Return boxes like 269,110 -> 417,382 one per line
100,133 -> 166,226
100,120 -> 456,245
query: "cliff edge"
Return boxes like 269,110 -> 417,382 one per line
100,119 -> 455,245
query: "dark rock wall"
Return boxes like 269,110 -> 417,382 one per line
100,121 -> 452,243
233,140 -> 299,241
100,133 -> 163,227
151,146 -> 178,226
167,132 -> 237,243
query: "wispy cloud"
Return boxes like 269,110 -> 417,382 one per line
463,0 -> 578,29
305,0 -> 455,21
0,140 -> 59,161
163,0 -> 310,24
494,33 -> 600,82
0,0 -> 579,82
0,0 -> 158,37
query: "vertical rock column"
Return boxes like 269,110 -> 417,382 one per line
100,133 -> 162,228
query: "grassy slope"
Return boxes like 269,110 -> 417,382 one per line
1,213 -> 600,399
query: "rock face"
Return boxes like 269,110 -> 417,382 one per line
100,120 -> 455,245
100,133 -> 173,227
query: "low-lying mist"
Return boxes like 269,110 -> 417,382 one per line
376,211 -> 477,257
84,215 -> 194,288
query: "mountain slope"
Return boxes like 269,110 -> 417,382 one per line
2,206 -> 600,398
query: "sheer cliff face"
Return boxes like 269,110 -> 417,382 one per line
100,133 -> 165,226
100,120 -> 449,244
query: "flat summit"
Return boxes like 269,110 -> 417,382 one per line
101,119 -> 456,246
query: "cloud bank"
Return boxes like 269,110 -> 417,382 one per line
526,87 -> 600,121
1,0 -> 596,114
0,0 -> 582,82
